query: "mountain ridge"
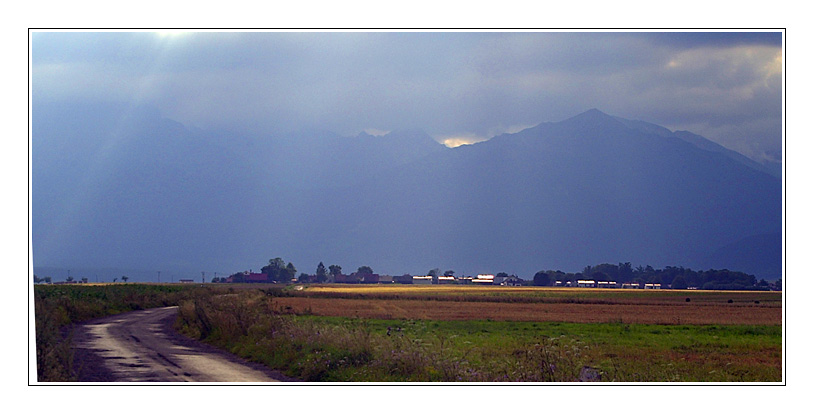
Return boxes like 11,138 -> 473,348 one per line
31,104 -> 782,279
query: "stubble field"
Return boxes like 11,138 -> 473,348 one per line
272,284 -> 781,325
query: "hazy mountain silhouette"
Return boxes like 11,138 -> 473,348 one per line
32,105 -> 781,280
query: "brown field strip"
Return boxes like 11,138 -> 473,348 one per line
272,297 -> 781,325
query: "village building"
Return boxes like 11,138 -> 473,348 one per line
577,279 -> 596,288
361,273 -> 381,284
413,275 -> 433,285
472,274 -> 495,285
597,281 -> 618,288
224,272 -> 269,283
501,276 -> 524,286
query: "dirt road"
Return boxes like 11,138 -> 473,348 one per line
72,306 -> 292,382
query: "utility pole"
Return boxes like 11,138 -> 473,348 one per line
202,271 -> 205,284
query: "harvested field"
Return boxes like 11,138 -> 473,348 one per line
272,296 -> 781,325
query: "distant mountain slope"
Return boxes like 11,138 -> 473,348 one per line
614,115 -> 781,178
31,105 -> 781,279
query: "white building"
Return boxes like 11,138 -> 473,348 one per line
473,274 -> 495,284
413,275 -> 433,285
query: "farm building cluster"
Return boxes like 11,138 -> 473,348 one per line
221,271 -> 661,288
224,271 -> 528,286
558,280 -> 661,289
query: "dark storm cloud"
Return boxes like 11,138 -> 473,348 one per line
31,31 -> 782,161
642,31 -> 782,49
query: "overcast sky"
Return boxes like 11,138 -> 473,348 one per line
31,30 -> 783,162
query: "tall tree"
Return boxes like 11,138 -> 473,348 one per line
316,262 -> 328,283
533,271 -> 550,286
329,265 -> 342,276
357,265 -> 374,275
262,257 -> 286,281
277,262 -> 296,282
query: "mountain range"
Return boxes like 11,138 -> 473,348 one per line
31,105 -> 782,281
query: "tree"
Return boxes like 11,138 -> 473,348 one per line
66,276 -> 74,282
33,275 -> 42,283
532,271 -> 551,286
262,257 -> 286,281
274,262 -> 297,282
357,265 -> 374,275
329,264 -> 342,276
81,277 -> 88,283
44,276 -> 51,283
122,276 -> 129,283
230,272 -> 245,283
618,262 -> 633,281
443,270 -> 455,277
316,262 -> 328,282
671,275 -> 688,290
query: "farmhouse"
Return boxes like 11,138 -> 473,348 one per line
473,274 -> 495,284
178,279 -> 195,283
361,273 -> 381,284
577,280 -> 596,288
622,282 -> 641,289
333,274 -> 351,283
437,276 -> 456,284
225,272 -> 269,283
501,276 -> 524,286
597,281 -> 618,288
644,283 -> 662,289
413,275 -> 433,285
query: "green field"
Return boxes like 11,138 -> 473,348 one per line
33,284 -> 783,382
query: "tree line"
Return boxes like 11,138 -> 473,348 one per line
210,258 -> 779,291
532,263 -> 780,291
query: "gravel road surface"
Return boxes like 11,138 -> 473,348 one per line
72,306 -> 294,382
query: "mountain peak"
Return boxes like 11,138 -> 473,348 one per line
565,108 -> 617,123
